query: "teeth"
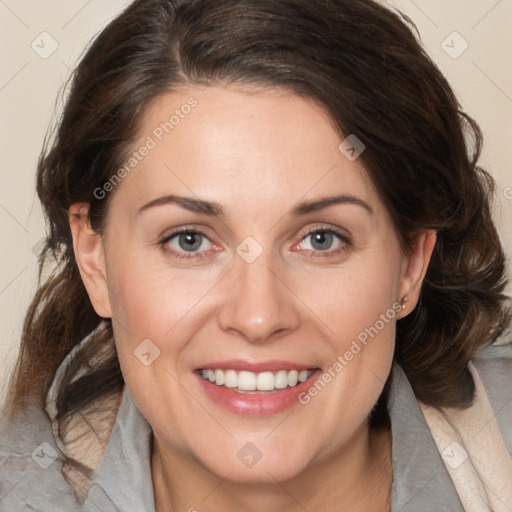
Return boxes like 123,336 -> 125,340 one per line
298,370 -> 308,383
200,368 -> 314,391
274,370 -> 288,389
257,371 -> 275,391
288,370 -> 298,387
225,369 -> 238,388
238,371 -> 257,391
214,369 -> 225,386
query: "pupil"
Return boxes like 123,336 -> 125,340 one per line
179,233 -> 202,251
312,232 -> 332,250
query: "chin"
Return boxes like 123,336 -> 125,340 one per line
195,445 -> 313,484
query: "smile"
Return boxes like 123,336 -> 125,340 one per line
195,362 -> 322,416
199,368 -> 315,392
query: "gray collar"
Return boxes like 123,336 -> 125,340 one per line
388,364 -> 463,510
89,387 -> 155,511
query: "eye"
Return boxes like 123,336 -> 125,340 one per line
295,227 -> 350,258
302,230 -> 337,251
160,229 -> 215,259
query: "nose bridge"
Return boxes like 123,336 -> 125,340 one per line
217,253 -> 300,343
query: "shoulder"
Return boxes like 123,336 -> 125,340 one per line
471,340 -> 512,454
0,403 -> 83,511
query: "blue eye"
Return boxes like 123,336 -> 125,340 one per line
175,232 -> 205,252
160,230 -> 213,259
159,226 -> 351,261
299,228 -> 350,257
304,230 -> 336,251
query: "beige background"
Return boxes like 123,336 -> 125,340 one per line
1,0 -> 511,400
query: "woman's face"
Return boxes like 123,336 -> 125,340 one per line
74,85 -> 431,483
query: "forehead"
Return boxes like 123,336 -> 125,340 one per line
108,84 -> 383,220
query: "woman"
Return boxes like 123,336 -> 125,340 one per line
1,0 -> 511,510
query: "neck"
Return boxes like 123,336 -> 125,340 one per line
151,422 -> 392,512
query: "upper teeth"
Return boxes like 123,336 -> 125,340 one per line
201,369 -> 313,391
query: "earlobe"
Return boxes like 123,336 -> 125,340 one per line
69,203 -> 112,318
397,230 -> 437,318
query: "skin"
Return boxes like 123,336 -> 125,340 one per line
69,84 -> 436,511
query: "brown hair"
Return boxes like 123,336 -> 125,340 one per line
5,0 -> 510,425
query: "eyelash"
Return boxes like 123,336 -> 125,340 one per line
298,227 -> 351,258
159,229 -> 213,260
158,226 -> 351,260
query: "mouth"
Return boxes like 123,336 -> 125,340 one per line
194,361 -> 322,416
197,368 -> 316,393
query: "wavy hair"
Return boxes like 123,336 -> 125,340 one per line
5,0 -> 510,425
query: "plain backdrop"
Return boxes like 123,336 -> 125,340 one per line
1,0 -> 511,400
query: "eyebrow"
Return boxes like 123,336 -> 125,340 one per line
137,194 -> 224,217
136,193 -> 373,217
291,194 -> 373,216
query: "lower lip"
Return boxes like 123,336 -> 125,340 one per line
195,370 -> 322,416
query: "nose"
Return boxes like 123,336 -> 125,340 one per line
217,256 -> 301,344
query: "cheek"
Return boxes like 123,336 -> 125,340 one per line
294,251 -> 400,350
290,249 -> 400,430
104,253 -> 210,434
307,272 -> 397,392
105,246 -> 218,339
104,247 -> 225,404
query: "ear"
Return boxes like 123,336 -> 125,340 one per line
69,203 -> 112,318
396,230 -> 437,319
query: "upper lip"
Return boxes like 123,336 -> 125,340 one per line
196,359 -> 318,373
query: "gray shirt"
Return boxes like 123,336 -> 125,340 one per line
1,343 -> 511,511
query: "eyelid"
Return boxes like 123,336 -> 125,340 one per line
295,222 -> 351,245
158,221 -> 226,247
159,227 -> 211,245
300,225 -> 351,243
291,225 -> 352,258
